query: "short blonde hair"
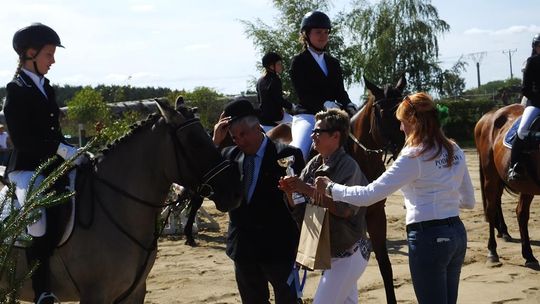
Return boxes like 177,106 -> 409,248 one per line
315,108 -> 350,146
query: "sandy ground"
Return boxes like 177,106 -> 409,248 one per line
144,148 -> 540,303
52,149 -> 540,303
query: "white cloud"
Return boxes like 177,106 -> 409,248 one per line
465,24 -> 540,35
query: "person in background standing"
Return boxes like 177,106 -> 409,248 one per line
0,124 -> 12,166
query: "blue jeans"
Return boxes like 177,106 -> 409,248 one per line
407,219 -> 467,304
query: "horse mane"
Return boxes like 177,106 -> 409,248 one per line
95,113 -> 161,159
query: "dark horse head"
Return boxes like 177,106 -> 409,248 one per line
156,99 -> 242,211
361,74 -> 407,160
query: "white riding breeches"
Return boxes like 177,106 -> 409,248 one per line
261,112 -> 293,133
8,170 -> 76,237
8,171 -> 47,237
517,106 -> 540,139
290,114 -> 315,161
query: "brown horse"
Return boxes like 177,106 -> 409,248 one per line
347,75 -> 406,304
2,99 -> 243,303
474,103 -> 540,268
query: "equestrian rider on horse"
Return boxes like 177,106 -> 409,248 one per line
4,23 -> 84,304
257,52 -> 294,133
289,11 -> 357,161
508,33 -> 540,181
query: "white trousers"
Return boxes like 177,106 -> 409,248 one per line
8,170 -> 75,237
290,114 -> 316,162
313,249 -> 369,304
8,171 -> 47,237
261,112 -> 294,133
517,106 -> 540,139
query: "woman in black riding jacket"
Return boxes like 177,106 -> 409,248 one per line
289,11 -> 356,161
508,33 -> 540,180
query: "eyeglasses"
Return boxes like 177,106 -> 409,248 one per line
311,128 -> 336,135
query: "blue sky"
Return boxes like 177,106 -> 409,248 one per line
0,0 -> 538,103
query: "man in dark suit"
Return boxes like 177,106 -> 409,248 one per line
213,99 -> 305,304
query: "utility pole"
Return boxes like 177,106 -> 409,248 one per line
502,49 -> 517,79
468,52 -> 487,87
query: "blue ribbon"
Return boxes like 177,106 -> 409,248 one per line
287,264 -> 308,299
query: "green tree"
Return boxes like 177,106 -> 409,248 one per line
437,58 -> 468,98
183,87 -> 225,130
66,87 -> 111,133
241,0 -> 355,102
346,0 -> 450,91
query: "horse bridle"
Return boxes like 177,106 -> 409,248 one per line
85,115 -> 235,303
171,117 -> 235,199
348,94 -> 403,163
371,95 -> 403,161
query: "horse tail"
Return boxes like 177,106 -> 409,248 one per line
477,151 -> 489,222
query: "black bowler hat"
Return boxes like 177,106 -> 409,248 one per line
223,98 -> 256,122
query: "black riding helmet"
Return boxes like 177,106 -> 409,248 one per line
300,11 -> 331,32
533,33 -> 540,48
13,23 -> 64,59
262,52 -> 282,68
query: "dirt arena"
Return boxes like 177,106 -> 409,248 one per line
84,149 -> 540,303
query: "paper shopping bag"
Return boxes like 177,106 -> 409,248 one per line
295,204 -> 331,270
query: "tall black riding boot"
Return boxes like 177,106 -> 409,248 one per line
26,236 -> 54,304
508,136 -> 526,181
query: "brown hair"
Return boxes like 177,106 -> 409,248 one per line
396,92 -> 455,167
315,108 -> 350,146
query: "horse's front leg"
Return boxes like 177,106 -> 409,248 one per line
366,200 -> 396,304
516,193 -> 539,268
495,202 -> 512,241
184,194 -> 204,247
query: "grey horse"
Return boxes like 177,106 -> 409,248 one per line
2,99 -> 242,303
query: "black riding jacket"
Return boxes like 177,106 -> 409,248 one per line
523,53 -> 540,107
256,71 -> 292,126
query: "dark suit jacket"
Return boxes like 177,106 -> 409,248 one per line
223,139 -> 305,263
3,71 -> 67,176
290,49 -> 351,114
256,71 -> 292,125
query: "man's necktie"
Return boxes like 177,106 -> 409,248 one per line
243,154 -> 255,202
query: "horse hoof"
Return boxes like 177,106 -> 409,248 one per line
185,238 -> 197,247
524,261 -> 540,270
497,233 -> 512,242
486,255 -> 502,268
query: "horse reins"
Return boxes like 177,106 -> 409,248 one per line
348,96 -> 402,163
79,116 -> 233,303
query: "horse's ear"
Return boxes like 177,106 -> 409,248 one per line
175,96 -> 184,110
155,98 -> 183,124
363,76 -> 383,96
396,73 -> 407,92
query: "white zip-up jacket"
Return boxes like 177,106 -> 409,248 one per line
331,144 -> 475,225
